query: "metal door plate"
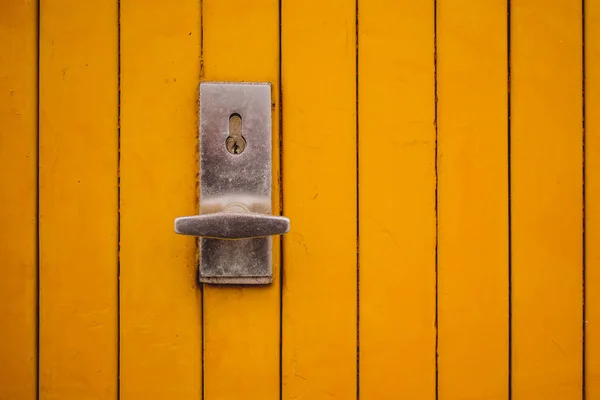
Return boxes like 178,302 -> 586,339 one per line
199,82 -> 273,284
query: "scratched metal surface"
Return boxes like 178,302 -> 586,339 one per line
199,82 -> 273,284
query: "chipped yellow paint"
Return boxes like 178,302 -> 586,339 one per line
587,0 -> 600,397
512,0 -> 583,398
0,1 -> 37,398
39,0 -> 118,398
119,0 -> 202,398
358,0 -> 436,398
282,0 -> 357,398
437,1 -> 509,399
201,0 -> 281,398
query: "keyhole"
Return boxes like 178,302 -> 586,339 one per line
226,113 -> 246,154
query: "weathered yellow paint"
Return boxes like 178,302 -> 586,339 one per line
512,0 -> 583,398
39,0 -> 118,398
358,0 -> 436,398
437,1 -> 509,398
281,0 -> 356,398
3,2 -> 600,398
119,0 -> 202,398
587,0 -> 600,396
0,1 -> 37,398
201,0 -> 281,398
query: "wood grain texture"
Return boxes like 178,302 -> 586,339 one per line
119,0 -> 202,398
201,0 -> 281,398
0,0 -> 38,398
437,1 -> 509,398
282,0 -> 357,398
358,0 -> 436,398
511,0 -> 583,398
39,0 -> 118,398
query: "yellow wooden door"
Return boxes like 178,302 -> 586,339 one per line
1,0 -> 598,399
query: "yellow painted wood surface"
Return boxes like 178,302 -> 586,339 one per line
201,0 -> 281,399
1,1 -> 596,399
587,0 -> 600,397
39,0 -> 118,398
281,0 -> 357,398
437,1 -> 509,399
0,1 -> 37,398
511,0 -> 583,398
119,0 -> 202,398
358,0 -> 436,398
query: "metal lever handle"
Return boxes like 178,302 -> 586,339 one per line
174,212 -> 290,239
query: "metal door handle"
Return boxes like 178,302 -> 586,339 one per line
173,82 -> 286,285
174,212 -> 290,239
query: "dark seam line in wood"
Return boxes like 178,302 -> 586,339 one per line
278,0 -> 284,397
36,0 -> 41,398
507,0 -> 513,398
582,0 -> 587,397
433,0 -> 439,399
355,0 -> 360,399
117,0 -> 122,398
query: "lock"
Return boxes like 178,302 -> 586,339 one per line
174,82 -> 290,285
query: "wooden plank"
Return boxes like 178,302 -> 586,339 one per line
511,0 -> 583,398
38,0 -> 118,398
0,1 -> 38,398
437,1 -> 509,398
586,0 -> 600,396
201,0 -> 280,399
358,0 -> 436,398
281,0 -> 356,398
119,0 -> 202,398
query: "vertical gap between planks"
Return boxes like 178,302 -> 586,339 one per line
278,0 -> 284,395
117,0 -> 122,398
582,0 -> 587,397
36,0 -> 41,398
355,0 -> 360,397
433,0 -> 439,398
507,0 -> 513,398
